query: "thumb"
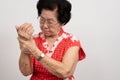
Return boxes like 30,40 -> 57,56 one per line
15,25 -> 19,32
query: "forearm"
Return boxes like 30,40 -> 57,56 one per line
16,23 -> 34,76
40,56 -> 74,78
19,52 -> 33,76
33,49 -> 78,78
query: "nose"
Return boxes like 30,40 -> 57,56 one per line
43,22 -> 49,28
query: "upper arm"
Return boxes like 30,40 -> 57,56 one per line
62,46 -> 79,74
61,35 -> 85,74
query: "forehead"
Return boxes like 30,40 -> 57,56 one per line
41,9 -> 58,19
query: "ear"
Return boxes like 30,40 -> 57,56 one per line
59,23 -> 64,28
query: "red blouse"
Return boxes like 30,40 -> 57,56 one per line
30,28 -> 86,80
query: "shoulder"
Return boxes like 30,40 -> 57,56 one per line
63,31 -> 80,42
63,32 -> 86,61
62,31 -> 80,47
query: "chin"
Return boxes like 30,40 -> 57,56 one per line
45,34 -> 55,37
44,33 -> 51,37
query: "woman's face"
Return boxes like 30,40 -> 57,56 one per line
39,9 -> 62,37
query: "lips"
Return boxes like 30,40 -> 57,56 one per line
43,30 -> 49,34
42,28 -> 50,35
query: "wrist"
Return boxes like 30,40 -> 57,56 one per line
32,48 -> 40,57
37,53 -> 45,61
32,49 -> 45,61
21,49 -> 31,55
21,51 -> 31,56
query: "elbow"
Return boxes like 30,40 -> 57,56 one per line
22,73 -> 31,76
56,69 -> 72,79
21,71 -> 32,76
19,65 -> 33,76
20,68 -> 33,76
61,70 -> 72,79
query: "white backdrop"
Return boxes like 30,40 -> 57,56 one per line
0,0 -> 120,80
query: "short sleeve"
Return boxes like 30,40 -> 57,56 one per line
66,36 -> 86,61
79,46 -> 86,61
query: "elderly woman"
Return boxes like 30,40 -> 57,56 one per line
16,0 -> 86,80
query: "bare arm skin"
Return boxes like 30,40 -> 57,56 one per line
36,46 -> 79,78
19,52 -> 33,76
16,23 -> 79,78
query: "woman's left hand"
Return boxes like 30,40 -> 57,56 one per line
16,23 -> 34,40
16,23 -> 38,54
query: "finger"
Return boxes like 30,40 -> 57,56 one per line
22,23 -> 32,33
15,25 -> 20,32
15,26 -> 24,38
17,37 -> 26,44
17,30 -> 25,38
17,37 -> 23,44
18,32 -> 30,40
26,26 -> 34,35
28,28 -> 34,35
17,28 -> 30,40
21,24 -> 33,39
18,23 -> 32,38
25,24 -> 32,33
19,23 -> 29,31
17,23 -> 34,40
17,23 -> 27,37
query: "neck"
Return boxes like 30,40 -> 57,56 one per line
45,35 -> 58,40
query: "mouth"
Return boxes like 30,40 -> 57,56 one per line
43,30 -> 49,34
42,28 -> 50,35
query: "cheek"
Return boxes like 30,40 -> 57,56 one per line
40,25 -> 43,30
40,25 -> 47,31
49,28 -> 56,33
51,27 -> 61,33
